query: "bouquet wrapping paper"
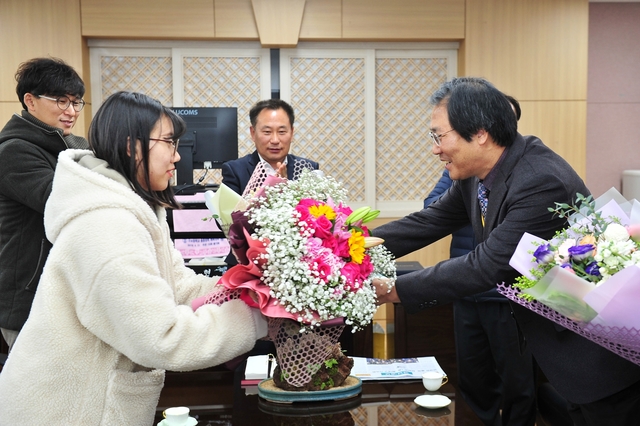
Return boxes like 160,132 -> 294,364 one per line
193,167 -> 396,386
500,188 -> 640,365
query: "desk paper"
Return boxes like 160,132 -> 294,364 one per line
351,356 -> 445,381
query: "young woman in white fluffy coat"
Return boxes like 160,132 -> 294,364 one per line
0,91 -> 268,425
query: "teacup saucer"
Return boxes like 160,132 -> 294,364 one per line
414,394 -> 451,409
157,416 -> 198,426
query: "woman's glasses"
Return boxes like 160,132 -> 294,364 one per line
150,138 -> 180,155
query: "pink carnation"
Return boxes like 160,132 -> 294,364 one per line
341,256 -> 373,290
333,231 -> 352,258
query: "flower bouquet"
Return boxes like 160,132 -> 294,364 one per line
498,188 -> 640,365
192,167 -> 396,391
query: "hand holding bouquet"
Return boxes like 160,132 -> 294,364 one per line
192,167 -> 396,388
205,169 -> 395,331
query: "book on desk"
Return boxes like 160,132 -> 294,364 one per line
241,354 -> 445,385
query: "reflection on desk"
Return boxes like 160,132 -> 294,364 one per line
155,369 -> 458,425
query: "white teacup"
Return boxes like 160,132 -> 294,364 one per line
422,371 -> 448,391
163,406 -> 190,425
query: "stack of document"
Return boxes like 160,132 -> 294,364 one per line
351,356 -> 445,381
242,355 -> 445,385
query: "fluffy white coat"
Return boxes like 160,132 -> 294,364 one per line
0,149 -> 266,425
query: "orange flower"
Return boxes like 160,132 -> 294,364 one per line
579,234 -> 597,257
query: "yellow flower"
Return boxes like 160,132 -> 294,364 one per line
348,230 -> 366,264
309,204 -> 336,220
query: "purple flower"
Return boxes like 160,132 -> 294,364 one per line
534,244 -> 555,265
585,261 -> 601,277
560,263 -> 576,274
568,244 -> 595,261
227,210 -> 254,265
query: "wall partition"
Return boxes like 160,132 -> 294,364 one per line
88,40 -> 457,216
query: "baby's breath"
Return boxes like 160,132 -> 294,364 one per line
244,170 -> 395,331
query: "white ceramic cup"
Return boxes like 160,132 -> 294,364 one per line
422,371 -> 448,391
162,406 -> 190,425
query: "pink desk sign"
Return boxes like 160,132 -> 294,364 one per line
174,238 -> 230,259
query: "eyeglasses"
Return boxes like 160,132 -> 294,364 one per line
150,138 -> 180,155
428,128 -> 455,146
38,95 -> 85,112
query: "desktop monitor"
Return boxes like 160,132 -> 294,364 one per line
171,107 -> 238,187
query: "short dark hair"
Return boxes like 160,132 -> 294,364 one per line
429,77 -> 517,147
505,94 -> 521,121
249,99 -> 295,128
88,91 -> 186,209
15,57 -> 85,111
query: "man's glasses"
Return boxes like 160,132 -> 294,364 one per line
428,128 -> 454,146
38,95 -> 85,112
150,138 -> 180,155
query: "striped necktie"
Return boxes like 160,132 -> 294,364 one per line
478,181 -> 489,218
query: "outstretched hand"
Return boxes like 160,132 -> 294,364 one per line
373,277 -> 400,305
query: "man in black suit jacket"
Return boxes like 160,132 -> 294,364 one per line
221,99 -> 318,196
373,77 -> 640,425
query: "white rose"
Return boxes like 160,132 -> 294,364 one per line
554,239 -> 576,264
602,223 -> 629,243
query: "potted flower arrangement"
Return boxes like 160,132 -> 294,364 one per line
192,167 -> 396,396
499,188 -> 640,365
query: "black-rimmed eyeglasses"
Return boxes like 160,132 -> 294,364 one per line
150,138 -> 180,155
428,128 -> 455,146
38,95 -> 85,112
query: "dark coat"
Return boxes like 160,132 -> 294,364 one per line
220,150 -> 319,195
375,134 -> 640,404
424,169 -> 503,301
0,112 -> 88,331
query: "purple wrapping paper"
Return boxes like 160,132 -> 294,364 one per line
497,282 -> 640,365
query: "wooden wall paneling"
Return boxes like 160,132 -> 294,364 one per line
80,0 -> 215,39
517,100 -> 587,178
0,0 -> 86,135
342,0 -> 465,40
251,0 -> 306,47
80,38 -> 93,123
299,0 -> 342,40
214,0 -> 259,39
370,218 -> 452,268
464,0 -> 588,101
0,0 -> 84,100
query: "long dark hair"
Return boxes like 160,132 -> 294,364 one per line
88,91 -> 185,209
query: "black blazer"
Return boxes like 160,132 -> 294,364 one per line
221,150 -> 319,195
374,134 -> 640,404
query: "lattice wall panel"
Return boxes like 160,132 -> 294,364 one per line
288,57 -> 367,202
376,57 -> 450,202
182,56 -> 264,186
183,56 -> 262,154
100,56 -> 173,106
